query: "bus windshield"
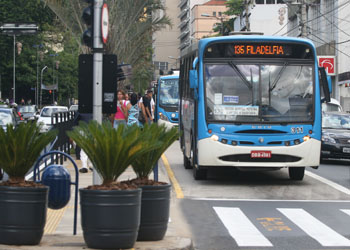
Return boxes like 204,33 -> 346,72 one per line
159,78 -> 179,107
205,62 -> 314,123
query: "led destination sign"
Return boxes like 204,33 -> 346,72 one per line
234,45 -> 286,56
204,42 -> 313,59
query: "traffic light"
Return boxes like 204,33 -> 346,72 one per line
49,90 -> 52,94
82,0 -> 94,47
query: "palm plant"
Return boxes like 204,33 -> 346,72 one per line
44,0 -> 171,92
131,123 -> 179,181
67,121 -> 160,186
0,122 -> 57,184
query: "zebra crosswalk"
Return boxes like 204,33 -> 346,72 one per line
214,207 -> 350,248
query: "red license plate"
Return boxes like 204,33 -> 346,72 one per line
251,151 -> 272,158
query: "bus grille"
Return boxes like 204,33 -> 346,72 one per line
219,154 -> 301,163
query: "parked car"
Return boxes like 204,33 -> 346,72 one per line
321,112 -> 350,160
37,106 -> 68,133
322,98 -> 343,112
17,105 -> 38,121
69,104 -> 78,112
0,107 -> 21,132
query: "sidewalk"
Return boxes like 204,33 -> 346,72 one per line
0,155 -> 193,250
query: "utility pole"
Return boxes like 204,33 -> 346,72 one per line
300,0 -> 307,37
245,0 -> 251,32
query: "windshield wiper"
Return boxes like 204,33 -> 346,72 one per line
269,62 -> 288,91
228,61 -> 252,90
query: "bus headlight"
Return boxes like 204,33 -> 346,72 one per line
159,112 -> 169,121
303,135 -> 311,142
210,135 -> 219,141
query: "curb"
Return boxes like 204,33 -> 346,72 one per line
0,235 -> 194,250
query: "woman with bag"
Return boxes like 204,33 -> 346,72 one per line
127,93 -> 142,127
112,90 -> 129,129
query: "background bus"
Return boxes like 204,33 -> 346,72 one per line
156,74 -> 179,130
179,36 -> 330,181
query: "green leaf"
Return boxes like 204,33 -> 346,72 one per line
0,122 -> 57,180
67,121 -> 160,185
130,123 -> 179,179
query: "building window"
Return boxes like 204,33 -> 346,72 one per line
153,61 -> 168,71
213,11 -> 216,16
266,0 -> 275,4
218,12 -> 222,16
256,0 -> 264,4
277,0 -> 284,3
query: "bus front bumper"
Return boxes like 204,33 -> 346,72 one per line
197,138 -> 320,167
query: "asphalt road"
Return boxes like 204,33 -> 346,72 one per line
164,141 -> 350,250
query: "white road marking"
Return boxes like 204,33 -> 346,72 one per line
214,207 -> 273,247
341,209 -> 350,217
305,170 -> 350,195
191,197 -> 350,202
278,208 -> 350,247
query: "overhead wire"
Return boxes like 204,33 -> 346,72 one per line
309,32 -> 350,58
313,2 -> 350,37
280,0 -> 350,36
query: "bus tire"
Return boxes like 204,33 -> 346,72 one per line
193,166 -> 207,180
288,167 -> 305,181
183,154 -> 192,169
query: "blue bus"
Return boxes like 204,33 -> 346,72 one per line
156,74 -> 180,129
179,36 -> 331,180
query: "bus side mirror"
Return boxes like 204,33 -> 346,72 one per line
189,70 -> 198,89
319,67 -> 331,103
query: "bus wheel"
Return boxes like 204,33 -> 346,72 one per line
183,154 -> 192,169
288,167 -> 305,181
193,166 -> 207,180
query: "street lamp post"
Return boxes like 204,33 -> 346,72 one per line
13,35 -> 16,102
201,13 -> 235,36
0,23 -> 39,103
40,66 -> 48,108
201,13 -> 225,35
33,44 -> 43,106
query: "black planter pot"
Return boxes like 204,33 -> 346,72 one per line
80,188 -> 141,249
137,183 -> 171,241
0,185 -> 49,245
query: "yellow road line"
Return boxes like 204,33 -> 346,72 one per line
161,154 -> 184,199
44,206 -> 68,234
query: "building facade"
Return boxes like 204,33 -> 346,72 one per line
178,0 -> 209,51
191,1 -> 228,40
233,0 -> 288,36
287,0 -> 350,111
153,0 -> 181,78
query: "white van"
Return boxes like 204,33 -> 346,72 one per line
37,106 -> 68,133
322,98 -> 343,112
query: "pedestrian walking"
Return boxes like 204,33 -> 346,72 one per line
127,93 -> 142,127
139,90 -> 153,125
111,90 -> 128,129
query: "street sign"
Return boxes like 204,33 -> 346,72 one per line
101,3 -> 109,44
0,23 -> 38,35
318,56 -> 336,76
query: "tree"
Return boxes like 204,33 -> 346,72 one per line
225,0 -> 245,16
0,0 -> 80,105
0,0 -> 55,103
44,0 -> 171,92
